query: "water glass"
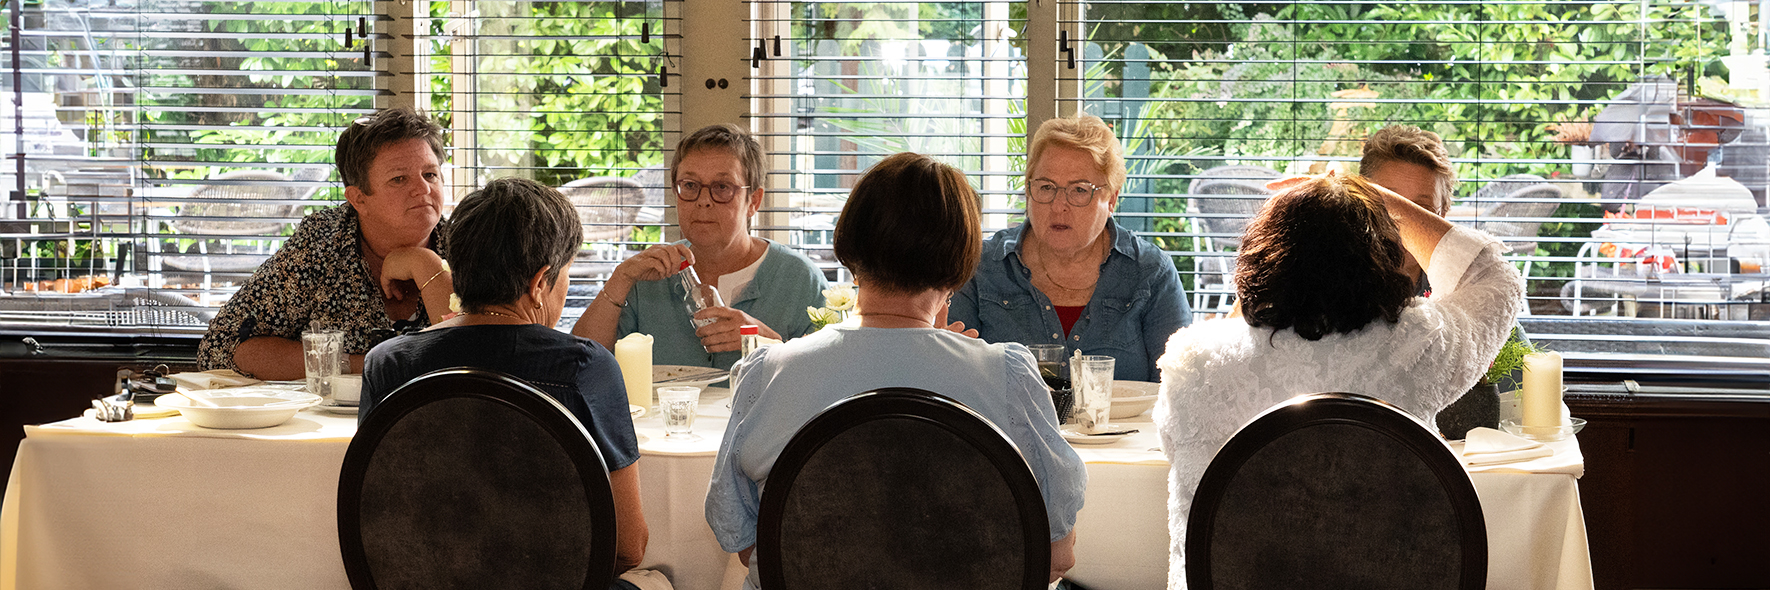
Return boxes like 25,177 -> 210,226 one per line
1027,344 -> 1072,422
301,330 -> 344,400
658,386 -> 701,437
1071,355 -> 1115,433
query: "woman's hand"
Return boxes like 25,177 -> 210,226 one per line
613,244 -> 695,284
937,300 -> 980,338
692,307 -> 780,353
378,247 -> 447,300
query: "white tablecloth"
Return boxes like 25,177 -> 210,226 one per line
1,391 -> 1591,590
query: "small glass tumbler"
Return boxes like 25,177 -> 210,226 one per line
1027,344 -> 1072,422
301,330 -> 344,400
1070,355 -> 1116,433
657,386 -> 702,438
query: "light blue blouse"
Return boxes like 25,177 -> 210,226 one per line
704,326 -> 1088,555
949,221 -> 1192,382
617,239 -> 827,369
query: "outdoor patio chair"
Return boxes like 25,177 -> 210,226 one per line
1186,165 -> 1281,314
756,388 -> 1050,590
338,368 -> 619,590
1187,392 -> 1487,590
161,168 -> 325,279
560,176 -> 646,280
1456,174 -> 1564,263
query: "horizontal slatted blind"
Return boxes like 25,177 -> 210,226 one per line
747,0 -> 1025,273
409,0 -> 677,317
1072,0 -> 1769,331
3,0 -> 369,331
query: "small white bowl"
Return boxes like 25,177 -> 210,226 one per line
157,388 -> 322,429
1110,380 -> 1160,419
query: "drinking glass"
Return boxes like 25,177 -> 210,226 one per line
1071,355 -> 1115,433
301,330 -> 344,400
1027,344 -> 1072,422
658,386 -> 701,438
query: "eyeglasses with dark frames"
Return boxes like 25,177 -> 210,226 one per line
1027,182 -> 1104,207
675,180 -> 750,204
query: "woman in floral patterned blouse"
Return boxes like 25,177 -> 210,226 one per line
198,108 -> 457,380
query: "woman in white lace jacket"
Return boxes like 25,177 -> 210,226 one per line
1153,173 -> 1524,589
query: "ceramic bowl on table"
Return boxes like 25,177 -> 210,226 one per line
1110,380 -> 1160,419
156,387 -> 323,429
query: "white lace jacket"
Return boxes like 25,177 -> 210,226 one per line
1153,225 -> 1525,589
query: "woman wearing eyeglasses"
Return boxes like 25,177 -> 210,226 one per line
572,124 -> 827,368
949,114 -> 1191,382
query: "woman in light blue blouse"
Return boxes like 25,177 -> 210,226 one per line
949,114 -> 1191,381
572,124 -> 826,368
705,153 -> 1087,588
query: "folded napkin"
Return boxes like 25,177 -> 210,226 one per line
1461,427 -> 1553,466
169,369 -> 264,391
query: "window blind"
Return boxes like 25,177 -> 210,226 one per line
3,0 -> 370,331
746,0 -> 1026,274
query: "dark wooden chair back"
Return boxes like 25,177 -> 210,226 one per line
1187,392 -> 1487,590
757,388 -> 1050,590
338,368 -> 617,590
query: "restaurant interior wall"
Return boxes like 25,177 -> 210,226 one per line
6,1 -> 1770,587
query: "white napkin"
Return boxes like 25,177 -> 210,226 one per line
1461,427 -> 1553,466
169,369 -> 264,391
618,569 -> 674,590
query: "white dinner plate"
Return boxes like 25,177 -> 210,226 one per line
630,404 -> 647,419
651,365 -> 730,389
312,402 -> 360,416
1061,427 -> 1134,445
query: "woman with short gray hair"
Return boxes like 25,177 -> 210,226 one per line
360,177 -> 651,581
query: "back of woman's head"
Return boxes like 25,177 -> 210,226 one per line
835,152 -> 981,294
448,178 -> 583,312
1235,174 -> 1415,341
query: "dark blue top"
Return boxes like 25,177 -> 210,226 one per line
360,324 -> 641,471
949,221 -> 1192,382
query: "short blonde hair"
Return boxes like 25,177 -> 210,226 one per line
1026,114 -> 1127,194
1359,125 -> 1457,214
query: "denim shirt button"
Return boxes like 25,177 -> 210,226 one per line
1045,305 -> 1052,310
1052,333 -> 1060,339
1072,335 -> 1081,341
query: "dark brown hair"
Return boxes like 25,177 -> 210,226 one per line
1236,175 -> 1415,341
1359,125 -> 1456,214
334,107 -> 446,192
447,178 -> 582,312
671,123 -> 766,190
835,152 -> 981,294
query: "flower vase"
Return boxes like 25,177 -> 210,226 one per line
1435,381 -> 1501,440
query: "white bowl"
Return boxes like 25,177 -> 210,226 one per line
1110,380 -> 1160,419
157,388 -> 322,429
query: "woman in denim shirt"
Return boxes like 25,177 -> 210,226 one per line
949,115 -> 1191,382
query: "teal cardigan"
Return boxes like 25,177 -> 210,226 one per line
617,239 -> 828,369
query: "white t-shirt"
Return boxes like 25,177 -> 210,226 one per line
717,249 -> 767,305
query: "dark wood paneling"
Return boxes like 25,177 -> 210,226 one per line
1569,394 -> 1770,590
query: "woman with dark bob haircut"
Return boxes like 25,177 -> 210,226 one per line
1151,172 -> 1524,588
706,153 -> 1087,589
359,178 -> 651,584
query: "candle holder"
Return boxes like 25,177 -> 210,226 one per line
1500,417 -> 1587,442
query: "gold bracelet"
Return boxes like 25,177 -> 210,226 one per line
604,296 -> 626,309
419,268 -> 447,291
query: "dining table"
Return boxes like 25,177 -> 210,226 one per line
1,387 -> 1592,590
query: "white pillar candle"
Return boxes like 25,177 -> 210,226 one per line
1521,351 -> 1564,432
614,333 -> 654,410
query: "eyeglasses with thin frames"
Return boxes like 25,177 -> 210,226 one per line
675,180 -> 750,204
1027,182 -> 1105,207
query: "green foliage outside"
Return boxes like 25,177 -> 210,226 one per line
1085,1 -> 1729,302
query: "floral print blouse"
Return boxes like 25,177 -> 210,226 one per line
197,204 -> 450,377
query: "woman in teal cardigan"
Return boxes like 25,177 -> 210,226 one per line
572,124 -> 826,368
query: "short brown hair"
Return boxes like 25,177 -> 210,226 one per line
671,124 -> 765,190
1236,175 -> 1415,341
335,107 -> 446,192
447,178 -> 582,312
835,153 -> 981,294
1359,125 -> 1456,214
1026,114 -> 1127,193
